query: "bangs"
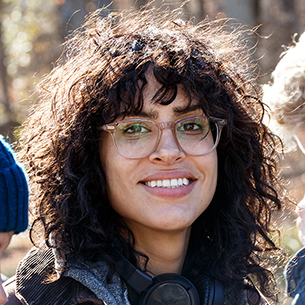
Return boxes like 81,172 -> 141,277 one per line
102,62 -> 194,123
89,23 -> 234,127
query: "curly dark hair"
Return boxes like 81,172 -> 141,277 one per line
20,7 -> 286,304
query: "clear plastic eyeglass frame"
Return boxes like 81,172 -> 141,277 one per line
97,115 -> 227,159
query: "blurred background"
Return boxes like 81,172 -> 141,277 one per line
0,0 -> 304,303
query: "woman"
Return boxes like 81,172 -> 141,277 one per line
5,7 -> 286,305
263,31 -> 305,305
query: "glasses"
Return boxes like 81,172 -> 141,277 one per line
98,115 -> 227,159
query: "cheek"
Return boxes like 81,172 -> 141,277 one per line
98,138 -> 137,204
209,163 -> 218,202
99,152 -> 122,195
209,153 -> 218,200
98,136 -> 119,200
197,151 -> 218,198
100,156 -> 128,214
98,134 -> 121,183
206,151 -> 218,184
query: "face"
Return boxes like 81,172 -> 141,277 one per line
295,129 -> 305,245
297,198 -> 305,245
99,72 -> 218,236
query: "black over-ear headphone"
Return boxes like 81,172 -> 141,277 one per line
112,246 -> 224,305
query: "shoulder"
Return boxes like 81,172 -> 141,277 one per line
285,247 -> 305,273
4,275 -> 103,305
4,276 -> 22,305
285,247 -> 305,301
4,246 -> 104,305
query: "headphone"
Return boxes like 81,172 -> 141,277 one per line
112,246 -> 224,305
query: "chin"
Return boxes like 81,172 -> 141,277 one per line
152,217 -> 194,231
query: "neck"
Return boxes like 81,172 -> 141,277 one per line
131,227 -> 191,276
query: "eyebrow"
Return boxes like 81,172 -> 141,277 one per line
172,103 -> 202,115
127,103 -> 202,120
136,110 -> 159,120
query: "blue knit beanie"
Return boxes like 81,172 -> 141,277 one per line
0,136 -> 28,234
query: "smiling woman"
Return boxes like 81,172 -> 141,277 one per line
4,6 -> 288,305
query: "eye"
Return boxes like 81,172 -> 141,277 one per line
178,122 -> 201,131
177,118 -> 208,133
121,122 -> 151,134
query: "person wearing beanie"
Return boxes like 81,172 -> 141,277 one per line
0,136 -> 28,234
0,135 -> 28,305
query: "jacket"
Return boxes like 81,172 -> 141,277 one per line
4,244 -> 264,305
285,247 -> 305,305
4,245 -> 130,305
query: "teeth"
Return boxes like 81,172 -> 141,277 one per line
183,178 -> 189,186
171,179 -> 178,187
145,178 -> 190,188
163,180 -> 170,187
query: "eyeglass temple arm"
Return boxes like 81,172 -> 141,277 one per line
97,125 -> 115,132
215,119 -> 227,128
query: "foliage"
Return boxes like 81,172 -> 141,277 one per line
0,0 -> 61,133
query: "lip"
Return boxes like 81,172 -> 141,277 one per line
139,170 -> 196,199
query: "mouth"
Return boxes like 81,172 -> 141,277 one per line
143,178 -> 192,188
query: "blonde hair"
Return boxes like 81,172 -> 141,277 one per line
263,32 -> 305,149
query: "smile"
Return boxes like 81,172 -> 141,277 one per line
144,178 -> 190,188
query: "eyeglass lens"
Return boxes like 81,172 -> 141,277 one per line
113,116 -> 217,158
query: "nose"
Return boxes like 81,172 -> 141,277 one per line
149,128 -> 185,165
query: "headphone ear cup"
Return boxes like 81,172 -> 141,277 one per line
200,276 -> 224,305
138,273 -> 200,305
213,279 -> 225,305
201,276 -> 214,305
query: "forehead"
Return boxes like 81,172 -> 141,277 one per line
141,70 -> 202,119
